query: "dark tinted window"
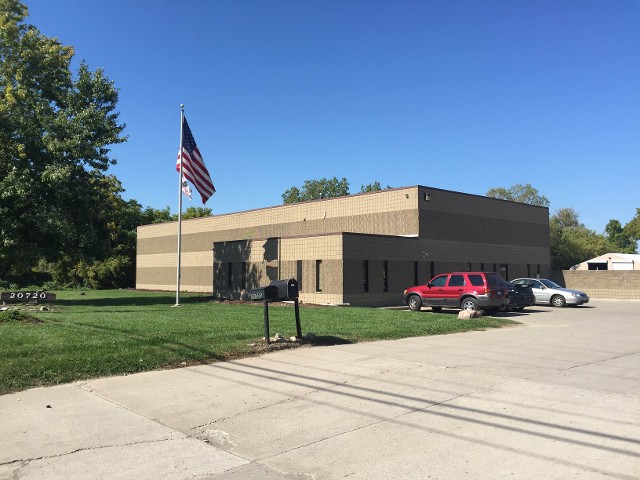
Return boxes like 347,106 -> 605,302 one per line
296,260 -> 303,291
363,260 -> 369,292
383,261 -> 389,292
448,275 -> 465,287
468,274 -> 484,286
430,275 -> 447,287
485,273 -> 502,286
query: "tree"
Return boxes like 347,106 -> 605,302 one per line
550,208 -> 608,269
141,206 -> 173,225
0,0 -> 126,277
140,206 -> 212,222
623,208 -> 640,248
486,184 -> 550,207
359,181 -> 392,193
177,206 -> 212,220
604,219 -> 636,253
282,177 -> 350,204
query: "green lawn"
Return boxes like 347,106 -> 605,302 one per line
0,289 -> 518,394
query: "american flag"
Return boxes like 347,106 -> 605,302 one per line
176,117 -> 215,204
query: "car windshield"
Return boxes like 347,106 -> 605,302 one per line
540,279 -> 561,288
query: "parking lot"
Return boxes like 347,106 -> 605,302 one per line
1,300 -> 639,479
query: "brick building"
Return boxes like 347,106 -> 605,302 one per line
136,185 -> 551,306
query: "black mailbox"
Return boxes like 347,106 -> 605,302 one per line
250,285 -> 279,301
269,278 -> 299,301
250,278 -> 302,345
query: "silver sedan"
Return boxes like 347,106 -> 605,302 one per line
511,278 -> 589,307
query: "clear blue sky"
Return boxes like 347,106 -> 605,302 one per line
26,0 -> 639,233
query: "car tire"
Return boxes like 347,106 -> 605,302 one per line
460,297 -> 479,311
516,306 -> 525,311
408,295 -> 422,311
551,295 -> 566,308
432,306 -> 442,313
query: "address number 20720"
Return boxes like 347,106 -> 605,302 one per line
1,291 -> 56,301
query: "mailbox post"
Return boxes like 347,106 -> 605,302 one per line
250,278 -> 301,344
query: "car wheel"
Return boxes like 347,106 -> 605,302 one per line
516,306 -> 525,311
460,297 -> 479,311
551,295 -> 566,308
408,295 -> 422,311
431,306 -> 442,313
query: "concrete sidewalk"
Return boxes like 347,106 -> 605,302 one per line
1,300 -> 639,479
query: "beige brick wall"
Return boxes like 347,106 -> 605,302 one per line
209,235 -> 345,303
558,271 -> 640,300
138,187 -> 419,243
137,187 -> 418,294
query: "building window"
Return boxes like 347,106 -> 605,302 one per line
467,262 -> 472,271
414,261 -> 418,286
383,260 -> 389,292
536,264 -> 541,277
493,263 -> 497,273
363,260 -> 369,292
228,262 -> 233,289
316,260 -> 322,292
480,263 -> 484,271
296,260 -> 303,291
430,261 -> 434,279
500,264 -> 509,280
527,264 -> 531,277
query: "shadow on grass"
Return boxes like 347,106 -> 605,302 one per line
55,294 -> 214,308
308,335 -> 353,346
49,318 -> 226,361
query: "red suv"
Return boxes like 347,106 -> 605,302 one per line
403,272 -> 509,314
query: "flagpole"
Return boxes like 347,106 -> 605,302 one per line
175,104 -> 185,307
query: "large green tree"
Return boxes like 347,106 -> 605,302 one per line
550,208 -> 609,269
604,219 -> 636,253
622,208 -> 640,245
486,183 -> 550,207
0,0 -> 126,277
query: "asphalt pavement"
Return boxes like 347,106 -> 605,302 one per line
1,300 -> 639,479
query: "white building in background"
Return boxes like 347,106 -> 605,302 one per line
572,253 -> 640,271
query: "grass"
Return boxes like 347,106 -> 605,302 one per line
0,289 -> 518,394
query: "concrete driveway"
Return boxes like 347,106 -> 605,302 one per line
1,300 -> 639,479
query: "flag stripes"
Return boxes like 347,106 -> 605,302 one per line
176,116 -> 215,204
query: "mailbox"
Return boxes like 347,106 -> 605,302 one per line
250,278 -> 302,345
270,278 -> 299,301
250,285 -> 279,301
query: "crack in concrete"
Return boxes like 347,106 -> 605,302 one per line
0,437 -> 179,466
189,374 -> 362,432
561,350 -> 640,371
74,381 -> 179,432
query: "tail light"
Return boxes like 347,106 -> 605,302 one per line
484,285 -> 507,297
